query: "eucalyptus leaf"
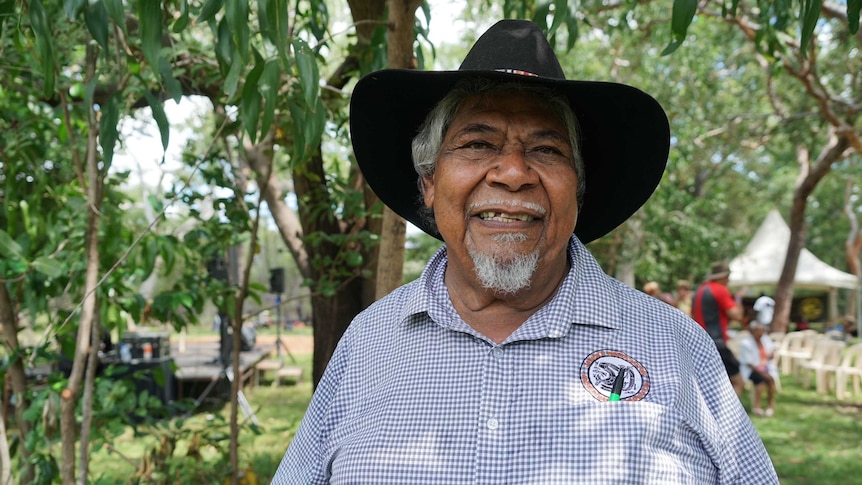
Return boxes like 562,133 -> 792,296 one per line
259,60 -> 280,139
670,0 -> 698,44
103,0 -> 126,34
225,0 -> 249,62
99,94 -> 121,168
173,0 -> 190,33
63,0 -> 85,19
84,1 -> 109,52
31,256 -> 63,278
849,0 -> 861,34
0,229 -> 24,259
224,54 -> 242,99
799,0 -> 822,54
197,0 -> 224,23
216,17 -> 234,66
548,0 -> 568,37
241,52 -> 265,142
29,0 -> 55,96
159,56 -> 183,103
138,0 -> 162,77
287,98 -> 307,164
292,38 -> 320,109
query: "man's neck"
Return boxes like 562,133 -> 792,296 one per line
444,256 -> 570,344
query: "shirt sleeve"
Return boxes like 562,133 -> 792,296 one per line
271,329 -> 352,484
713,283 -> 738,313
695,333 -> 779,483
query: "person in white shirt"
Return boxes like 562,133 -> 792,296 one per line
738,322 -> 779,417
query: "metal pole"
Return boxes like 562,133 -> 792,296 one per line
275,294 -> 282,357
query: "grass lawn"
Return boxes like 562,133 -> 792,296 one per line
85,355 -> 861,483
743,378 -> 862,484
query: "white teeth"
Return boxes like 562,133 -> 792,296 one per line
478,211 -> 535,222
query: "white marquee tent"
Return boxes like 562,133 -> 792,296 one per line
728,209 -> 858,291
728,209 -> 859,323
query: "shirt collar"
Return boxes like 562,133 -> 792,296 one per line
400,236 -> 621,337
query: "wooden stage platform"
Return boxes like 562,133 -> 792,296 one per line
170,339 -> 274,401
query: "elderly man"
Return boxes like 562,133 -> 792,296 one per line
273,20 -> 777,484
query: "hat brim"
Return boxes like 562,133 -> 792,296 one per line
350,69 -> 670,244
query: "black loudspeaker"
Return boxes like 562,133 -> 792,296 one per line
269,267 -> 284,293
207,256 -> 229,281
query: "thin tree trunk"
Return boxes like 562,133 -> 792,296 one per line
844,180 -> 862,319
60,44 -> 102,485
78,317 -> 101,484
773,134 -> 850,332
0,400 -> 11,485
363,0 -> 423,302
311,280 -> 366,385
0,286 -> 25,484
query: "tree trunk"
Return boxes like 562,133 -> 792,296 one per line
0,285 -> 32,483
844,180 -> 862,319
362,0 -> 424,301
773,134 -> 850,332
78,317 -> 101,484
0,399 -> 11,485
311,278 -> 367,385
60,44 -> 102,485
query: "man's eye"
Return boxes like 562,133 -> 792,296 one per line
463,141 -> 494,150
532,146 -> 563,155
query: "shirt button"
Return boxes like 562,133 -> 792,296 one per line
491,347 -> 504,359
486,418 -> 499,430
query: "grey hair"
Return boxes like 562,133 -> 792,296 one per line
411,78 -> 586,236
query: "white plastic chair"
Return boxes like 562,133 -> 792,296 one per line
774,330 -> 818,375
835,343 -> 862,400
797,338 -> 846,393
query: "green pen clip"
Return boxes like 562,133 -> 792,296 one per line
609,367 -> 627,402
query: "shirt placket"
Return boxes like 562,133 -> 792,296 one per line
475,344 -> 512,484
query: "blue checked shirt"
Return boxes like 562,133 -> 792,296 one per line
273,237 -> 778,484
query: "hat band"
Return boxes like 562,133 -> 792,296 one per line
495,68 -> 538,77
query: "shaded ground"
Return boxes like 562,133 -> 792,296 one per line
178,332 -> 314,355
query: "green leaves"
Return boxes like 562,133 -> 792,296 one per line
99,93 -> 121,168
0,229 -> 64,279
850,0 -> 861,34
292,38 -> 319,110
143,90 -> 170,154
198,0 -> 224,23
28,0 -> 55,95
799,0 -> 822,54
225,0 -> 250,63
258,0 -> 290,66
662,0 -> 698,55
0,229 -> 24,261
241,51 -> 265,142
31,256 -> 64,278
138,0 -> 162,77
85,1 -> 110,52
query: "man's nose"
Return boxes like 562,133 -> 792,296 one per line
486,148 -> 539,190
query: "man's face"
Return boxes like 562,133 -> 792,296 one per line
421,91 -> 579,291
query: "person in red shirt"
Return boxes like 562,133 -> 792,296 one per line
692,261 -> 745,397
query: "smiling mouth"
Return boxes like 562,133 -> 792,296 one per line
478,211 -> 537,222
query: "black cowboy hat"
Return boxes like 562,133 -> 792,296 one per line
350,19 -> 670,244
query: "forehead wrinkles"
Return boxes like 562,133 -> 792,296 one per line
449,97 -> 570,145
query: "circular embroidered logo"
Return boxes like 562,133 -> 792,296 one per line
581,350 -> 650,402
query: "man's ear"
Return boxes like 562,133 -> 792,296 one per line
421,176 -> 434,208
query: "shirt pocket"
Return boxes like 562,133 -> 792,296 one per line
508,399 -> 719,484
